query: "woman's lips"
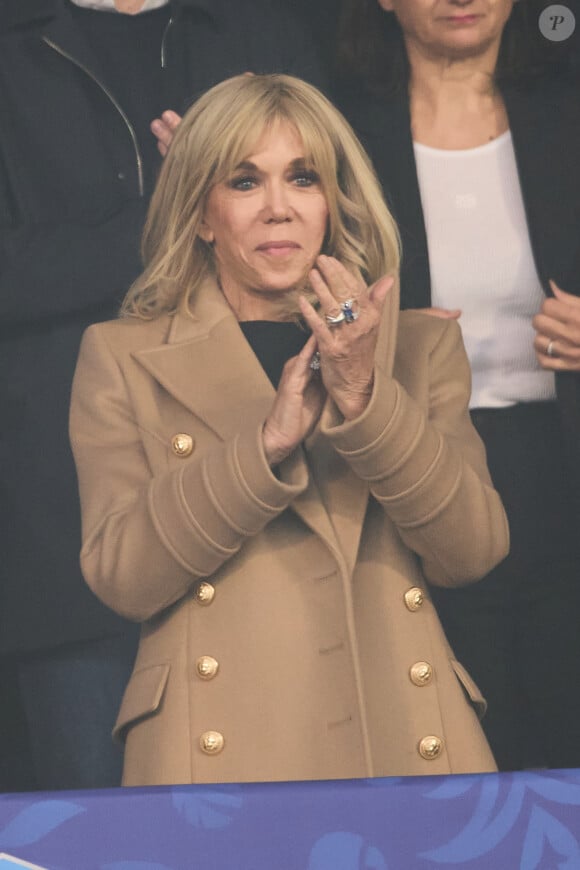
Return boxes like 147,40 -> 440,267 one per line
256,241 -> 301,256
444,14 -> 481,25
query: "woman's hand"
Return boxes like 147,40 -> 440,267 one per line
262,333 -> 326,467
298,256 -> 394,421
151,110 -> 182,157
533,280 -> 580,371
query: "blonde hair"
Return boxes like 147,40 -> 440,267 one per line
122,74 -> 400,319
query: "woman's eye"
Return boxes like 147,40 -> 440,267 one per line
230,176 -> 257,191
293,171 -> 319,187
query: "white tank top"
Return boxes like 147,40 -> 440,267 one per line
413,131 -> 555,409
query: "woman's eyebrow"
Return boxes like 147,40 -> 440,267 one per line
233,157 -> 308,172
233,160 -> 258,172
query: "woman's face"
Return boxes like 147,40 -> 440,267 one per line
377,0 -> 515,60
200,121 -> 329,320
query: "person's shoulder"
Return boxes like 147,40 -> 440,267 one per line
397,309 -> 459,350
0,0 -> 59,34
503,67 -> 579,108
83,314 -> 173,357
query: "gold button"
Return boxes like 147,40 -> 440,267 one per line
418,735 -> 443,760
194,582 -> 215,605
200,731 -> 224,755
409,661 -> 433,686
171,433 -> 194,457
196,656 -> 219,680
404,587 -> 424,612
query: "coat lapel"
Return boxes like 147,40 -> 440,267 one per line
134,292 -> 275,441
133,280 -> 343,557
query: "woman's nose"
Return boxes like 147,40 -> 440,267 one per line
262,182 -> 292,222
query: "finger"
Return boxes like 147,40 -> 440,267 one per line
315,255 -> 365,303
534,311 -> 580,347
297,332 -> 319,370
151,119 -> 173,147
538,298 -> 572,325
417,306 -> 462,320
309,268 -> 344,318
299,293 -> 330,341
161,110 -> 182,129
534,333 -> 580,366
280,332 -> 319,383
367,275 -> 395,311
549,279 -> 580,306
535,348 -> 580,371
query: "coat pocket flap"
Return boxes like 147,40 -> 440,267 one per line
113,662 -> 170,744
451,659 -> 487,719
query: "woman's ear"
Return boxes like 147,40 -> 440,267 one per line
377,0 -> 395,11
198,222 -> 215,244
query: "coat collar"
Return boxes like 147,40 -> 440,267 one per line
134,279 -> 276,442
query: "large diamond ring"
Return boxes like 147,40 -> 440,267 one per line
341,299 -> 360,324
325,310 -> 346,327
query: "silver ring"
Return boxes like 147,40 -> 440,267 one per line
546,339 -> 556,357
341,298 -> 360,324
325,310 -> 346,327
309,351 -> 321,372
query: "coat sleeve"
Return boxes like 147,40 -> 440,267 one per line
320,318 -> 509,587
69,324 -> 308,621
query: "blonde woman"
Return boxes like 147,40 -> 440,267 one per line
70,74 -> 508,786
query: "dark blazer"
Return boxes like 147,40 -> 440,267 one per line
0,0 -> 325,653
338,72 -> 580,515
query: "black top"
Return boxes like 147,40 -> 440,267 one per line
240,320 -> 310,389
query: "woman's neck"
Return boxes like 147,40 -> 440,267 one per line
407,44 -> 509,149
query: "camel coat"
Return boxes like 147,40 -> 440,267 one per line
70,277 -> 509,786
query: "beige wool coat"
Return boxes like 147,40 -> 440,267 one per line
70,277 -> 509,787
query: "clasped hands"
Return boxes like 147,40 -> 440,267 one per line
262,257 -> 393,467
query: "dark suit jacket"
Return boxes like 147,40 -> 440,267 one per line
0,0 -> 325,653
338,72 -> 580,516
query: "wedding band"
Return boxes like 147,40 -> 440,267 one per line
546,339 -> 556,357
310,351 -> 321,371
325,310 -> 346,327
341,298 -> 360,324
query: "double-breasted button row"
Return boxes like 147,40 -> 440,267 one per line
200,731 -> 225,755
403,589 -> 441,759
194,581 -> 215,605
409,661 -> 433,687
171,433 -> 195,457
404,586 -> 424,612
418,735 -> 444,760
196,655 -> 219,680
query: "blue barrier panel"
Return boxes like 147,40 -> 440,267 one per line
2,769 -> 580,869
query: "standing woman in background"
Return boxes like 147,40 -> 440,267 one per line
336,0 -> 580,771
